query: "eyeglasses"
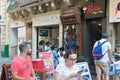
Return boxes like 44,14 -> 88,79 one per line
69,58 -> 77,61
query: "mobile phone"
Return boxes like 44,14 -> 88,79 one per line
77,70 -> 82,74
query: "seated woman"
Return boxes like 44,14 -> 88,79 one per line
54,50 -> 83,80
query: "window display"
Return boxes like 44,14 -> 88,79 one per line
64,25 -> 79,52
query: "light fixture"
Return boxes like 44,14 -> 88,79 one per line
45,2 -> 50,7
39,4 -> 47,12
83,7 -> 87,13
51,1 -> 55,9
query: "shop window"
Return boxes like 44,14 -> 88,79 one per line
64,25 -> 79,52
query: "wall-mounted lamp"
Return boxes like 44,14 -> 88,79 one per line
45,2 -> 50,7
51,1 -> 59,10
39,4 -> 47,12
83,7 -> 87,13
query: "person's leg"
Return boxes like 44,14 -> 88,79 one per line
114,75 -> 119,80
101,74 -> 104,80
99,62 -> 109,80
95,61 -> 101,80
104,74 -> 109,80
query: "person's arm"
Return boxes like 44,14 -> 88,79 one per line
11,71 -> 29,80
54,71 -> 82,80
108,49 -> 113,63
31,68 -> 37,80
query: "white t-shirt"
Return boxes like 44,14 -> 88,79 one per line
55,64 -> 79,80
93,39 -> 111,62
58,56 -> 65,64
114,60 -> 120,70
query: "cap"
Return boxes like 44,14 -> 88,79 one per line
102,33 -> 108,38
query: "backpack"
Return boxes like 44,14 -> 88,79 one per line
93,40 -> 107,60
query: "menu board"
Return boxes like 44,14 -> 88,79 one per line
40,52 -> 54,74
75,62 -> 92,80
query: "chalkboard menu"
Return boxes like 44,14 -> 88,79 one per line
34,69 -> 46,80
1,64 -> 46,80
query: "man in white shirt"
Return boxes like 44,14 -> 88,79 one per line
92,33 -> 113,80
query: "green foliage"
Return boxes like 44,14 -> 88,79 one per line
77,56 -> 86,62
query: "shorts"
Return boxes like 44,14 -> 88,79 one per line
95,61 -> 109,74
115,69 -> 120,75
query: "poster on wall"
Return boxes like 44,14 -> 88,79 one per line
40,52 -> 54,74
18,27 -> 26,55
109,0 -> 120,22
75,62 -> 92,80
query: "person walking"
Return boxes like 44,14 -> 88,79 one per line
92,33 -> 113,80
57,47 -> 65,65
11,41 -> 37,80
114,54 -> 120,80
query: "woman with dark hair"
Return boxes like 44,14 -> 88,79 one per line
57,47 -> 65,65
54,50 -> 83,80
38,40 -> 45,52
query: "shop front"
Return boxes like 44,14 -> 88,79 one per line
60,0 -> 107,64
109,0 -> 120,54
60,7 -> 82,56
32,10 -> 62,59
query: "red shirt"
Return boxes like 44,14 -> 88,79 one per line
11,56 -> 33,79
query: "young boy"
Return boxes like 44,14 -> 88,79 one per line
114,54 -> 120,80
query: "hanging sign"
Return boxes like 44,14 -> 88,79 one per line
20,0 -> 39,6
109,0 -> 120,22
83,0 -> 106,19
60,7 -> 81,25
6,0 -> 20,11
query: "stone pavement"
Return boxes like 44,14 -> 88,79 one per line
0,56 -> 13,74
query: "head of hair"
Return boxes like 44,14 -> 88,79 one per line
59,47 -> 64,51
115,54 -> 120,61
46,41 -> 50,46
19,41 -> 31,53
39,40 -> 45,45
102,33 -> 108,38
64,49 -> 77,59
51,45 -> 55,50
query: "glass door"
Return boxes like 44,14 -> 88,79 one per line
63,24 -> 79,52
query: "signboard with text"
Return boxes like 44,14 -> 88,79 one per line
83,0 -> 106,19
109,0 -> 120,22
39,52 -> 54,74
60,7 -> 81,25
20,0 -> 39,6
6,0 -> 20,11
75,62 -> 92,80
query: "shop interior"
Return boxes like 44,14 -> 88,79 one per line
37,25 -> 59,49
63,24 -> 79,52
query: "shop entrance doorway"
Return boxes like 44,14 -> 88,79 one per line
86,19 -> 102,64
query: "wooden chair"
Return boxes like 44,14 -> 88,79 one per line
34,69 -> 46,80
1,64 -> 12,80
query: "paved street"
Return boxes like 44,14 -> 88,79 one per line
0,56 -> 13,74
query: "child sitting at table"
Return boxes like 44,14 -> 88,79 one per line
114,54 -> 120,80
